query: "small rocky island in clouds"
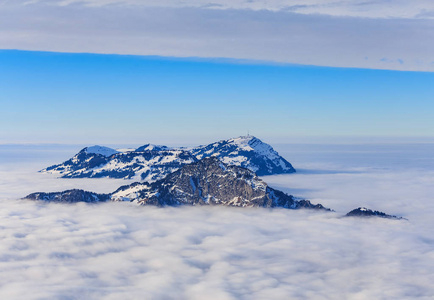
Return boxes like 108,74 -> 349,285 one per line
29,136 -> 403,219
346,207 -> 405,220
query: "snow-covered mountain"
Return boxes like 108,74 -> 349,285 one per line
41,136 -> 296,180
29,157 -> 325,210
27,158 -> 405,218
112,157 -> 309,207
41,147 -> 197,182
191,136 -> 295,175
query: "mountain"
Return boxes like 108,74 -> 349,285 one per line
28,157 -> 325,210
191,136 -> 295,176
25,189 -> 110,203
41,147 -> 197,181
41,136 -> 295,180
25,158 -> 405,219
84,145 -> 119,156
112,157 -> 315,208
346,207 -> 404,219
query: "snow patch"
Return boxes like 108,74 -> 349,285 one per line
85,145 -> 119,157
135,144 -> 170,152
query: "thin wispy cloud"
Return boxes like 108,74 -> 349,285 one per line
17,0 -> 434,19
1,0 -> 433,71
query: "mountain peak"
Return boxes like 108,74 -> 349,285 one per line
135,144 -> 170,152
191,136 -> 295,175
230,135 -> 256,142
84,145 -> 119,157
227,135 -> 259,148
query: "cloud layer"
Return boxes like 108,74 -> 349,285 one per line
1,1 -> 434,71
15,0 -> 434,19
1,201 -> 433,299
1,143 -> 434,299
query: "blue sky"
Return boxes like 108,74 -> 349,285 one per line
1,0 -> 434,145
1,50 -> 433,145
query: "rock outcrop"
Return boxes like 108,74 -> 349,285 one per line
345,207 -> 404,219
25,189 -> 109,203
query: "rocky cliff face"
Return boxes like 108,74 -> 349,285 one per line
40,136 -> 295,180
112,157 -> 303,208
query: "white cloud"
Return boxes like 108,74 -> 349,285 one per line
0,144 -> 434,298
1,201 -> 433,299
18,0 -> 434,19
1,1 -> 434,71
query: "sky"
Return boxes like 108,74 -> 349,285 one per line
1,50 -> 434,145
1,0 -> 434,145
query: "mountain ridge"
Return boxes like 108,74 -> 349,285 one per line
29,157 -> 321,210
41,136 -> 296,180
41,147 -> 197,181
25,157 -> 403,219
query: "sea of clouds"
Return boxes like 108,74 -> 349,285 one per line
0,143 -> 433,299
